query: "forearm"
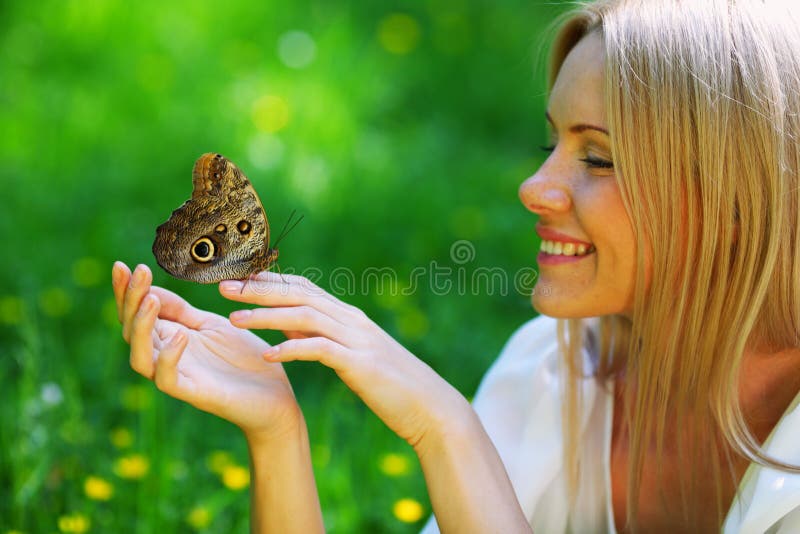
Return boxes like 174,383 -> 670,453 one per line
247,413 -> 324,534
415,389 -> 531,534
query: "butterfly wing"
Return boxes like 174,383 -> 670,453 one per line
153,153 -> 277,283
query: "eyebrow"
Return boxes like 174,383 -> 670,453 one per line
545,111 -> 609,136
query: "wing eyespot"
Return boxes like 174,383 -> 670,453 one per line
190,237 -> 216,263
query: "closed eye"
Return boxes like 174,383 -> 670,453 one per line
539,145 -> 614,169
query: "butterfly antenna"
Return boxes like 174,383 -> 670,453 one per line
274,261 -> 289,284
272,209 -> 304,249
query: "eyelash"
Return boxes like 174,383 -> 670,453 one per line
539,145 -> 614,169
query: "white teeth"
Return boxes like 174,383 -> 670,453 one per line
539,239 -> 593,256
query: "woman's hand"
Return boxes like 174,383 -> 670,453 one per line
220,272 -> 469,448
111,262 -> 301,442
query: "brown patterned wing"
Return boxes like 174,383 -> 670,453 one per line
152,153 -> 278,283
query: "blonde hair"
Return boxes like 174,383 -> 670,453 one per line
546,0 -> 800,529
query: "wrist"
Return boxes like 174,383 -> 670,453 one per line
243,404 -> 306,450
412,386 -> 478,457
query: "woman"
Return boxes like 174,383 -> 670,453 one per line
111,0 -> 800,531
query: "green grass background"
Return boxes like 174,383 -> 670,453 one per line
0,0 -> 568,531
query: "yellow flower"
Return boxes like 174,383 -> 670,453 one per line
109,427 -> 133,449
206,450 -> 234,475
186,505 -> 212,529
113,453 -> 150,479
393,498 -> 424,523
379,452 -> 412,477
84,475 -> 114,501
58,513 -> 91,533
221,465 -> 250,491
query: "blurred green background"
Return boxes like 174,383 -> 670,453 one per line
0,0 -> 567,532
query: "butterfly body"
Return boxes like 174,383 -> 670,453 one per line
153,153 -> 278,283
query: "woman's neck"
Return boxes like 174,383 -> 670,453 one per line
738,346 -> 800,442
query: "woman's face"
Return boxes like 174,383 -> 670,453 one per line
519,31 -> 645,318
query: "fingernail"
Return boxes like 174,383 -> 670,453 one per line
263,346 -> 278,359
140,296 -> 155,313
171,330 -> 186,345
111,265 -> 120,285
131,267 -> 145,287
220,280 -> 243,292
230,309 -> 252,322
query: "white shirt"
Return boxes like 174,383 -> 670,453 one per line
421,315 -> 800,533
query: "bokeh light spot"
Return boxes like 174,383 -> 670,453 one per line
41,382 -> 64,406
378,452 -> 412,477
110,427 -> 133,449
71,257 -> 104,287
0,295 -> 25,325
84,475 -> 114,501
278,31 -> 317,69
378,13 -> 421,55
206,450 -> 234,475
221,465 -> 250,491
392,498 -> 425,523
252,95 -> 290,133
113,453 -> 150,479
290,155 -> 330,204
186,505 -> 212,529
57,513 -> 90,533
247,133 -> 285,171
38,287 -> 72,317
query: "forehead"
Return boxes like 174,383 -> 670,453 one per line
549,31 -> 606,126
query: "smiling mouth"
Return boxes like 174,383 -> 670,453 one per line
539,239 -> 596,256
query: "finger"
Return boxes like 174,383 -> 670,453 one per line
122,265 -> 153,342
230,306 -> 351,344
263,336 -> 349,368
284,330 -> 309,340
153,330 -> 189,398
220,276 -> 366,325
250,271 -> 357,309
148,286 -> 221,330
112,261 -> 132,323
129,293 -> 159,379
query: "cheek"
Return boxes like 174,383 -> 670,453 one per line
576,182 -> 640,277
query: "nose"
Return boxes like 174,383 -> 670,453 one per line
518,165 -> 572,215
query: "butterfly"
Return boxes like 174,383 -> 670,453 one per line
152,153 -> 298,283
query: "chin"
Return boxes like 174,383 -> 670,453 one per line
530,284 -> 599,319
532,289 -> 577,318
